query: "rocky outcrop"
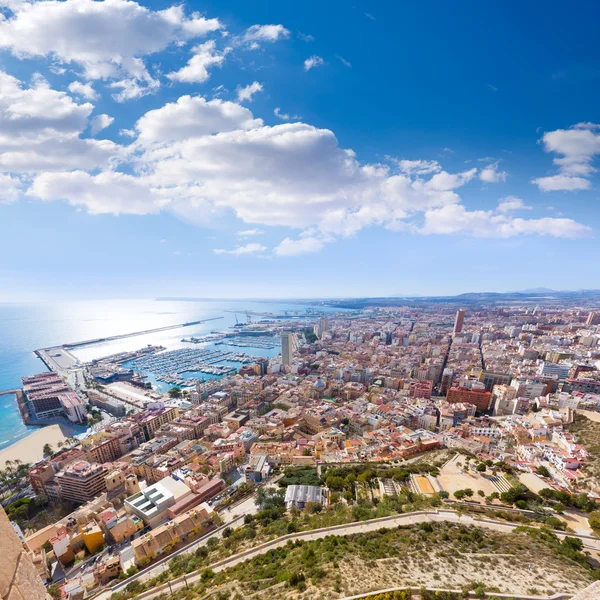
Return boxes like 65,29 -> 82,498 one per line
0,506 -> 47,600
571,581 -> 600,600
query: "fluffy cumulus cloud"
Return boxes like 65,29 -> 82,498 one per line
19,91 -> 591,249
30,170 -> 167,214
532,174 -> 591,192
167,41 -> 226,84
236,81 -> 263,103
133,95 -> 262,143
0,49 -> 590,254
479,162 -> 507,183
0,0 -> 222,99
533,122 -> 600,190
0,173 -> 22,203
68,80 -> 98,100
0,70 -> 120,172
89,113 -> 114,135
421,205 -> 590,238
213,242 -> 266,255
496,197 -> 532,213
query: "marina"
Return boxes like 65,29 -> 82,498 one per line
122,347 -> 266,384
215,335 -> 279,349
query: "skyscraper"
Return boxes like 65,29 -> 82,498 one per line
317,317 -> 329,338
453,309 -> 465,335
281,332 -> 295,366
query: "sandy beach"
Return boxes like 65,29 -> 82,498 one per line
0,424 -> 80,468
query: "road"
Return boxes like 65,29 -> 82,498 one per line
92,495 -> 260,600
104,509 -> 600,600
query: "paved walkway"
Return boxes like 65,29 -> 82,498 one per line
111,509 -> 600,600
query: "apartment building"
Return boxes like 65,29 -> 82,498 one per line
55,461 -> 107,505
138,406 -> 179,441
82,432 -> 123,463
446,386 -> 491,413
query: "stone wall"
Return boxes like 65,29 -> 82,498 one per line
0,506 -> 47,600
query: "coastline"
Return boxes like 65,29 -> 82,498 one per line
0,424 -> 80,469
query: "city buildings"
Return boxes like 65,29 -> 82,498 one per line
22,372 -> 87,423
55,461 -> 107,505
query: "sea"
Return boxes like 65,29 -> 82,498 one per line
0,298 -> 334,451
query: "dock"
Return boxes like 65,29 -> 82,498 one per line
53,317 -> 224,350
0,389 -> 19,397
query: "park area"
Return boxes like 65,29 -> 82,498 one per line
436,454 -> 503,499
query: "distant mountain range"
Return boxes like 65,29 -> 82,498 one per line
324,289 -> 600,310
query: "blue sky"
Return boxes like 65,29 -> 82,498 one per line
0,0 -> 599,300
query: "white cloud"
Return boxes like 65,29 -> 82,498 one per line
167,41 -> 226,84
89,113 -> 114,135
496,197 -> 532,213
134,95 -> 262,143
242,24 -> 290,43
0,70 -> 120,173
236,81 -> 263,103
10,88 -> 587,248
304,55 -> 324,71
425,168 -> 477,191
421,204 -> 590,238
336,55 -> 351,68
297,32 -> 314,42
479,162 -> 507,183
68,80 -> 98,100
533,122 -> 600,190
108,73 -> 160,102
30,170 -> 167,215
273,236 -> 327,256
237,229 -> 264,237
0,173 -> 22,203
0,0 -> 222,98
213,242 -> 266,255
274,107 -> 300,121
395,159 -> 441,175
531,174 -> 591,192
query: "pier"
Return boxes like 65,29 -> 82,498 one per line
0,389 -> 19,397
48,317 -> 225,350
62,316 -> 224,349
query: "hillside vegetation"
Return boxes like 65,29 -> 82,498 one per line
112,522 -> 596,600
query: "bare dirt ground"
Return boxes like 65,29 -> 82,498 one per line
518,471 -> 551,494
436,454 -> 497,499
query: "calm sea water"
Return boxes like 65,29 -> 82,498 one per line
0,299 -> 330,451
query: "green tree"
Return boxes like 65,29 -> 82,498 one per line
588,512 -> 600,534
476,463 -> 487,472
537,465 -> 550,478
168,387 -> 182,399
42,443 -> 53,457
